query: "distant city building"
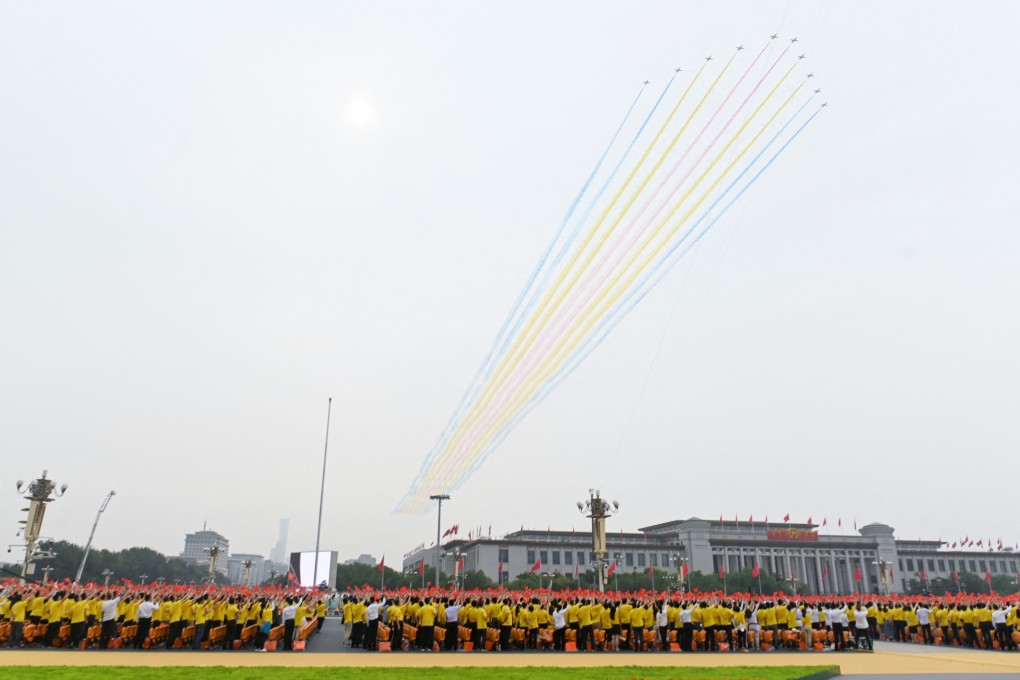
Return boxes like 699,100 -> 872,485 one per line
402,519 -> 1018,595
269,518 -> 289,565
180,528 -> 230,576
227,553 -> 265,585
343,554 -> 378,567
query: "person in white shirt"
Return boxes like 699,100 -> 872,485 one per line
281,599 -> 298,651
134,595 -> 160,649
993,605 -> 1016,651
365,597 -> 386,651
854,603 -> 872,650
100,591 -> 123,649
443,600 -> 462,651
915,604 -> 933,644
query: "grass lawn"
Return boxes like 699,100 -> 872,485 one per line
4,666 -> 840,680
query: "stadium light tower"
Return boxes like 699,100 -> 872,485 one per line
15,470 -> 67,582
577,489 -> 619,592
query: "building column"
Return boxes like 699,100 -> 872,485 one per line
829,554 -> 839,595
814,554 -> 825,596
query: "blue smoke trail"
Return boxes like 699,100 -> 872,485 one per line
398,82 -> 654,509
459,104 -> 824,481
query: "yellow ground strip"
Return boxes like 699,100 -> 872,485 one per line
2,648 -> 1020,674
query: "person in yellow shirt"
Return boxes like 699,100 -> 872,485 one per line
416,598 -> 437,651
342,597 -> 354,647
498,598 -> 514,651
192,595 -> 212,650
471,600 -> 488,650
7,594 -> 28,647
224,597 -> 240,650
700,601 -> 718,651
630,602 -> 647,651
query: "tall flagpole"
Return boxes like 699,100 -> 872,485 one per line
312,397 -> 333,590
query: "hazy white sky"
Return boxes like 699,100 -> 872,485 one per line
2,1 -> 1018,565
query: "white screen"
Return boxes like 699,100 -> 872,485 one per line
298,551 -> 333,587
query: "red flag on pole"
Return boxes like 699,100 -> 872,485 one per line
719,563 -> 725,579
807,516 -> 813,525
574,562 -> 579,579
648,564 -> 654,577
530,558 -> 542,573
985,569 -> 992,586
822,563 -> 828,579
921,567 -> 927,582
783,513 -> 790,522
822,517 -> 827,527
751,563 -> 760,578
379,555 -> 385,573
419,557 -> 425,575
952,567 -> 959,583
681,562 -> 689,578
854,565 -> 861,582
457,556 -> 465,572
498,561 -> 504,578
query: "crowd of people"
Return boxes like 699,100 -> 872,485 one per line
2,579 -> 1019,654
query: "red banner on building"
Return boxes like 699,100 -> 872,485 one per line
767,528 -> 819,542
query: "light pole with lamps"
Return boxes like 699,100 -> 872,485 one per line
576,489 -> 619,592
430,494 -> 450,587
205,546 -> 221,584
872,560 -> 890,596
102,569 -> 114,587
15,470 -> 68,581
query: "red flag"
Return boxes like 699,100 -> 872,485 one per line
498,561 -> 504,578
681,562 -> 689,578
574,562 -> 579,578
822,517 -> 827,527
379,555 -> 385,573
822,563 -> 828,579
748,514 -> 754,524
921,567 -> 927,581
985,569 -> 992,586
751,563 -> 760,578
734,514 -> 739,527
719,563 -> 725,579
608,560 -> 617,577
419,557 -> 425,575
287,567 -> 299,586
890,567 -> 894,580
807,516 -> 813,525
977,538 -> 983,547
764,515 -> 768,524
783,513 -> 790,522
648,564 -> 654,577
854,565 -> 861,582
530,558 -> 541,573
457,556 -> 465,572
952,567 -> 959,583
951,542 -> 957,549
838,518 -> 843,528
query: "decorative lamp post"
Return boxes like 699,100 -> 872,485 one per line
576,489 -> 619,592
15,470 -> 68,581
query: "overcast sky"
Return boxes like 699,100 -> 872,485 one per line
2,0 -> 1018,567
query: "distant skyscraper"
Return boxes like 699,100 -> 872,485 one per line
270,518 -> 289,564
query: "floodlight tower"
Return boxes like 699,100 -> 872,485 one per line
576,489 -> 619,592
15,470 -> 67,581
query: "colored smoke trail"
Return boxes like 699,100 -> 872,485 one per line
399,39 -> 826,513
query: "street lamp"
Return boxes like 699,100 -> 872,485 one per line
242,559 -> 254,585
102,569 -> 115,587
15,470 -> 68,581
577,489 -> 619,592
140,573 -> 149,586
430,494 -> 450,587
